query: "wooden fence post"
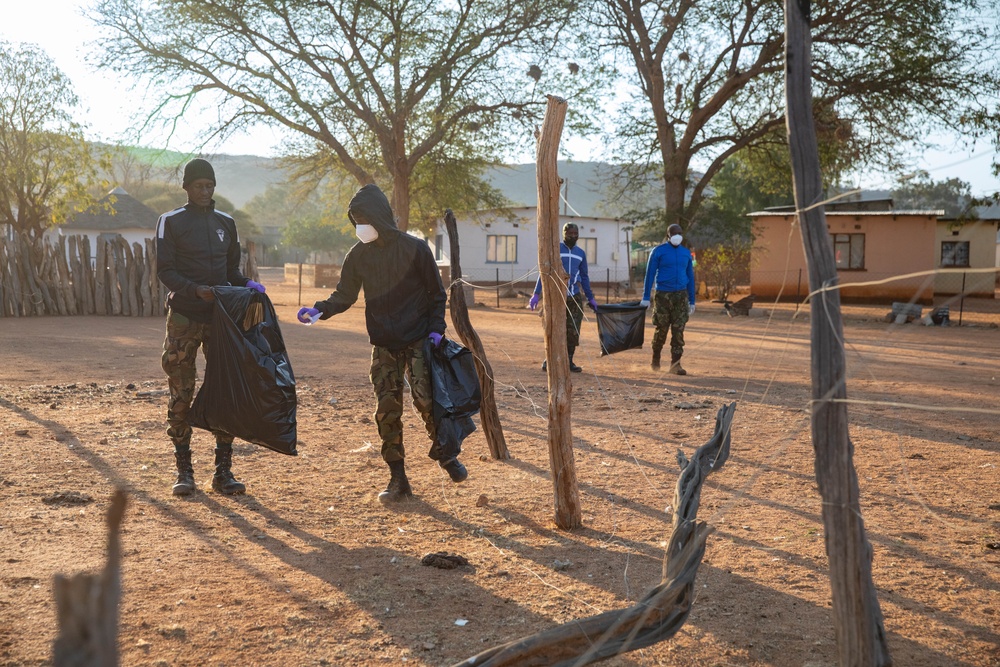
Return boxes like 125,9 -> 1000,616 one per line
58,236 -> 78,315
52,489 -> 126,667
784,2 -> 891,664
443,209 -> 510,460
537,95 -> 581,530
80,236 -> 97,315
94,238 -> 107,316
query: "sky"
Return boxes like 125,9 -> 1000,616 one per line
3,0 -> 999,197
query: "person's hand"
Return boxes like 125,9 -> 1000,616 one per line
428,332 -> 443,347
528,294 -> 540,310
196,285 -> 215,302
588,298 -> 598,312
297,306 -> 321,324
689,303 -> 696,315
246,279 -> 266,293
639,299 -> 650,308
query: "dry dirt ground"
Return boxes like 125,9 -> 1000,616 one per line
1,267 -> 999,667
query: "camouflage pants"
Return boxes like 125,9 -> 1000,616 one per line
651,290 -> 689,358
370,339 -> 436,464
543,292 -> 585,349
161,309 -> 233,449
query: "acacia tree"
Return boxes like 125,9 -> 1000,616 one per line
588,0 -> 1000,240
0,42 -> 107,237
891,170 -> 978,218
92,0 -> 583,232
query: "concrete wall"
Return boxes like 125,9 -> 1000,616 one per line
933,219 -> 997,297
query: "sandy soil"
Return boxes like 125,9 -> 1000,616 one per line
1,267 -> 998,666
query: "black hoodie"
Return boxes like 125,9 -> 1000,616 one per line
313,185 -> 447,350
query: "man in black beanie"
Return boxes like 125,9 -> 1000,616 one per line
156,158 -> 267,496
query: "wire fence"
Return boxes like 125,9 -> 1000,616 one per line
445,266 -> 645,308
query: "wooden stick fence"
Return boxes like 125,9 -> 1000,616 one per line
0,233 -> 259,318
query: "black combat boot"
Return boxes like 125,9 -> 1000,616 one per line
669,353 -> 687,376
439,458 -> 468,483
212,446 -> 246,494
172,448 -> 196,496
651,348 -> 661,370
568,346 -> 582,373
378,459 -> 413,504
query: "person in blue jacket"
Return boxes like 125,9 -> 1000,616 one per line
529,222 -> 598,372
640,223 -> 695,374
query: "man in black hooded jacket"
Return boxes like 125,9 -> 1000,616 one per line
297,184 -> 466,503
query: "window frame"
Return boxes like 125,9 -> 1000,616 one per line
486,234 -> 518,264
831,232 -> 865,270
578,237 -> 598,266
940,240 -> 970,268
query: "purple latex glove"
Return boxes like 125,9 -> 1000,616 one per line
246,279 -> 266,293
588,298 -> 598,312
297,306 -> 321,324
528,293 -> 540,310
428,332 -> 443,347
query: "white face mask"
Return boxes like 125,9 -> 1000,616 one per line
669,234 -> 683,247
355,224 -> 379,244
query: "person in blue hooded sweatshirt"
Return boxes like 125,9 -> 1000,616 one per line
528,222 -> 598,372
640,223 -> 696,374
297,184 -> 466,504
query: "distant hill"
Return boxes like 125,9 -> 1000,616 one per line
109,144 -> 653,215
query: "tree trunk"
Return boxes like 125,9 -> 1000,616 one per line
443,209 -> 510,460
391,167 -> 412,232
536,95 -> 581,530
784,3 -> 891,665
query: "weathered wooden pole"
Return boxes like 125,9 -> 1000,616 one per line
784,2 -> 891,665
52,489 -> 126,666
536,95 -> 581,530
443,209 -> 510,460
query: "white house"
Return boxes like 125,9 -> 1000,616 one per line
429,162 -> 652,292
430,206 -> 635,290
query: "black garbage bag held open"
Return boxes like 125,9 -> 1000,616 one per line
189,286 -> 298,455
424,337 -> 481,462
595,301 -> 647,356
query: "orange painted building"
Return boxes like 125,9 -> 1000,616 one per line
749,201 -> 940,303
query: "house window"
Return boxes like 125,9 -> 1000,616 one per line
487,235 -> 517,263
435,234 -> 444,261
831,233 -> 865,269
578,237 -> 597,265
940,241 -> 970,267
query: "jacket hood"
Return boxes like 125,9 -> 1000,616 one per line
348,184 -> 398,237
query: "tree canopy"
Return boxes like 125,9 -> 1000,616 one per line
891,171 -> 978,219
92,0 -> 586,232
0,42 -> 107,237
587,0 -> 1000,240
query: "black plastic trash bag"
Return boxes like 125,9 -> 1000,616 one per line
595,301 -> 647,356
189,286 -> 298,455
424,337 -> 481,463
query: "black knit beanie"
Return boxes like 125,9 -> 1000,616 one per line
182,158 -> 216,187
